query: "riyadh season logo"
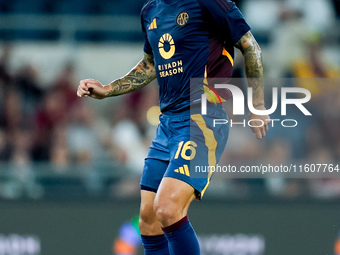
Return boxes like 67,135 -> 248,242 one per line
159,33 -> 175,60
200,84 -> 312,128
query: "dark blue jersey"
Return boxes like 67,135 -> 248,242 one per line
141,0 -> 250,113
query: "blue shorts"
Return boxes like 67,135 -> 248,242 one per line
140,104 -> 229,199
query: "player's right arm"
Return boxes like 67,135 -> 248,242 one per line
77,52 -> 156,99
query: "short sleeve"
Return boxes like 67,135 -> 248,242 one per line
142,31 -> 153,55
197,0 -> 250,43
141,5 -> 153,55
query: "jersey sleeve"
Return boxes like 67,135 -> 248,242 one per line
140,5 -> 153,55
197,0 -> 250,44
141,24 -> 153,55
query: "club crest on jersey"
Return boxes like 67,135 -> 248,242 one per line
176,12 -> 189,26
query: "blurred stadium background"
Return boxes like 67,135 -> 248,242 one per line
0,0 -> 340,254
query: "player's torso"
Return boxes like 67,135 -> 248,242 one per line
142,0 -> 211,112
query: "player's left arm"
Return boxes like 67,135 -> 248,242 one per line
235,31 -> 270,139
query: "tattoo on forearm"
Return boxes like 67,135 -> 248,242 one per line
235,32 -> 264,104
107,53 -> 156,97
253,103 -> 264,108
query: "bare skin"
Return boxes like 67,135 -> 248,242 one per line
139,178 -> 196,235
77,31 -> 269,234
235,31 -> 270,139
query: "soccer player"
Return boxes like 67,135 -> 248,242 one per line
77,0 -> 270,254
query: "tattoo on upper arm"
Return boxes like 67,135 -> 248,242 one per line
107,53 -> 156,97
235,32 -> 264,105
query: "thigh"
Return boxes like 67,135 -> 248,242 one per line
164,112 -> 229,199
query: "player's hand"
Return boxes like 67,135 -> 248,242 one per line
77,79 -> 109,100
248,106 -> 270,139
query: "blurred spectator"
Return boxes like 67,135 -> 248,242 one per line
50,124 -> 69,170
268,3 -> 309,78
15,65 -> 44,117
0,129 -> 10,161
294,37 -> 339,78
0,90 -> 31,162
265,139 -> 307,198
0,44 -> 13,95
0,90 -> 23,131
53,63 -> 80,109
268,0 -> 337,78
67,102 -> 106,164
111,95 -> 150,174
308,147 -> 340,199
111,86 -> 158,174
305,88 -> 340,162
293,36 -> 340,99
31,91 -> 67,161
285,0 -> 336,32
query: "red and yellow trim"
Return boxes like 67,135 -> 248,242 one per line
202,66 -> 226,105
222,47 -> 234,66
191,114 -> 217,197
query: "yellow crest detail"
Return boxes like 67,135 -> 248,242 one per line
177,12 -> 189,26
